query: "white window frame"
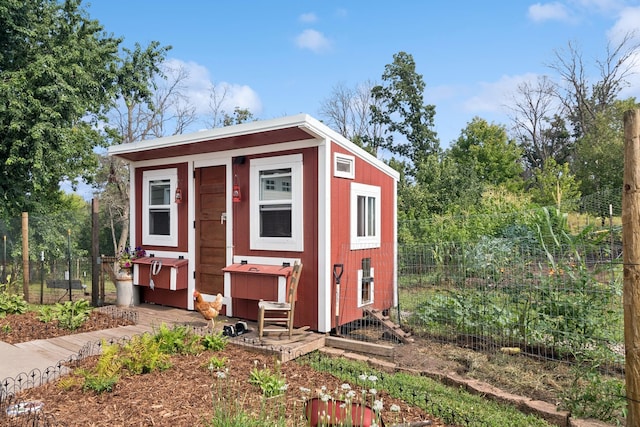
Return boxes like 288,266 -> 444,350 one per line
350,183 -> 381,249
334,152 -> 355,179
142,168 -> 178,247
250,154 -> 303,251
357,267 -> 375,307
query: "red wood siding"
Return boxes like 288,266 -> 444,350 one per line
330,144 -> 396,327
134,163 -> 189,252
230,148 -> 319,331
120,128 -> 312,162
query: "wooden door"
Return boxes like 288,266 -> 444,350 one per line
195,166 -> 226,295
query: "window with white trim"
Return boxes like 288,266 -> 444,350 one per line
142,168 -> 178,247
334,153 -> 355,179
250,154 -> 303,251
350,183 -> 381,249
357,258 -> 374,307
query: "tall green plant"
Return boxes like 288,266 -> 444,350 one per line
531,207 -> 621,356
0,275 -> 27,316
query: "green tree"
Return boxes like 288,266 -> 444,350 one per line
222,107 -> 255,126
530,158 -> 581,209
370,51 -> 440,176
572,98 -> 637,198
397,153 -> 484,243
99,42 -> 172,257
0,0 -> 121,219
449,117 -> 524,191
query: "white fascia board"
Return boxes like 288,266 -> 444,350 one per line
299,116 -> 400,181
108,114 -> 399,183
108,114 -> 312,158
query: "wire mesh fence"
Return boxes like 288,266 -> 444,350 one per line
332,196 -> 625,376
397,238 -> 623,368
0,192 -> 626,375
2,257 -> 119,306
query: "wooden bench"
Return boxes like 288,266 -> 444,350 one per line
46,279 -> 85,290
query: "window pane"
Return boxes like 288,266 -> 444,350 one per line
367,196 -> 376,236
357,195 -> 366,237
150,179 -> 170,205
260,204 -> 292,237
260,169 -> 292,201
149,209 -> 170,235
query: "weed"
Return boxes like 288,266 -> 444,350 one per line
248,360 -> 287,398
38,300 -> 92,330
202,331 -> 228,351
205,355 -> 227,371
0,275 -> 28,316
560,364 -> 626,424
121,333 -> 172,374
153,323 -> 203,355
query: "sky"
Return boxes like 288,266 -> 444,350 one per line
84,0 -> 640,150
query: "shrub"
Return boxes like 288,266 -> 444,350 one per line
0,275 -> 28,316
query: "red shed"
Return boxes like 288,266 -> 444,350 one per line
108,114 -> 398,333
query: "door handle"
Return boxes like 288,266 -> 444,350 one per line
220,212 -> 227,224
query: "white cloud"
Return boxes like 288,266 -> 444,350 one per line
607,7 -> 640,99
462,73 -> 541,114
162,58 -> 262,116
218,82 -> 263,113
299,12 -> 317,23
608,6 -> 640,43
528,2 -> 573,22
295,29 -> 332,53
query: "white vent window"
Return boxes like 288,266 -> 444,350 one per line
334,153 -> 355,179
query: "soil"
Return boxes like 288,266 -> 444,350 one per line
0,312 -> 446,427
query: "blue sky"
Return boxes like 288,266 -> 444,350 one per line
85,0 -> 640,148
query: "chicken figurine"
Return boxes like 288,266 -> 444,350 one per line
193,291 -> 224,330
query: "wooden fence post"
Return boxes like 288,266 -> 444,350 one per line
21,212 -> 29,300
91,198 -> 100,306
623,108 -> 640,425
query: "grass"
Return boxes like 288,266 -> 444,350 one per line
395,282 -> 627,425
299,353 -> 553,427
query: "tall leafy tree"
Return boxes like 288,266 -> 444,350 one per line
572,98 -> 637,197
370,51 -> 440,176
0,0 -> 121,219
98,42 -> 173,257
529,158 -> 580,209
449,117 -> 524,191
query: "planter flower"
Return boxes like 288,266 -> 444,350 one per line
118,246 -> 146,269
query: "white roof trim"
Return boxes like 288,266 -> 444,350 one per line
108,113 -> 399,181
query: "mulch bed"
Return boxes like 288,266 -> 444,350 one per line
0,311 -> 445,426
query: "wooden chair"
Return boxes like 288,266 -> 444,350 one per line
257,262 -> 303,340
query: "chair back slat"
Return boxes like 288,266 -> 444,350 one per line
288,262 -> 302,303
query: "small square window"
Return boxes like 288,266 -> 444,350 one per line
334,153 -> 355,179
357,259 -> 374,307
